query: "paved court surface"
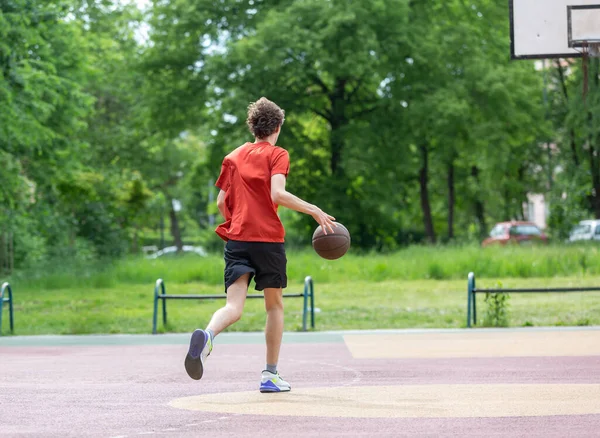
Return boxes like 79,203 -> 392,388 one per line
1,327 -> 600,437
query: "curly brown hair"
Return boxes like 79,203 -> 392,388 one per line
246,97 -> 285,139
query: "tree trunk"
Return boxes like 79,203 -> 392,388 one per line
471,166 -> 486,238
555,61 -> 580,166
0,232 -> 14,274
588,125 -> 600,218
329,78 -> 347,176
8,232 -> 13,273
589,59 -> 600,218
0,232 -> 5,275
447,160 -> 455,240
587,145 -> 600,218
502,185 -> 512,221
160,209 -> 165,249
330,128 -> 344,176
69,211 -> 76,250
168,199 -> 184,251
419,144 -> 436,243
132,228 -> 139,254
518,165 -> 528,220
595,59 -> 600,218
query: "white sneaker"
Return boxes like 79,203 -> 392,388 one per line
259,370 -> 291,393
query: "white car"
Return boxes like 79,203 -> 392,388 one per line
146,245 -> 207,259
568,220 -> 600,242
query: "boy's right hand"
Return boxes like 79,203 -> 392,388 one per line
311,207 -> 336,235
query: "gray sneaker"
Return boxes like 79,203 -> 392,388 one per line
184,329 -> 213,380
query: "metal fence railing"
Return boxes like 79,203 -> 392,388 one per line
467,272 -> 600,327
0,282 -> 14,335
152,276 -> 315,334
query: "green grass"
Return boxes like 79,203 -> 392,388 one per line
4,276 -> 600,336
9,243 -> 600,291
4,245 -> 600,335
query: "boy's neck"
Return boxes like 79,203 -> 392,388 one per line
255,135 -> 277,145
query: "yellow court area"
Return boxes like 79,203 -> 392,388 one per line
170,384 -> 600,418
171,329 -> 600,419
343,329 -> 600,359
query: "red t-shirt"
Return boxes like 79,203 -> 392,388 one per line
215,142 -> 290,242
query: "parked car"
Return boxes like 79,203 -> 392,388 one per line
482,221 -> 548,247
568,220 -> 600,242
146,245 -> 207,259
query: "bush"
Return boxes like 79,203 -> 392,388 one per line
483,292 -> 510,327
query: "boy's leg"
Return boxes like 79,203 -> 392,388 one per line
184,274 -> 249,381
263,287 -> 284,366
207,273 -> 250,336
260,287 -> 290,392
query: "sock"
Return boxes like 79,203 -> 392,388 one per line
206,329 -> 215,343
266,364 -> 277,374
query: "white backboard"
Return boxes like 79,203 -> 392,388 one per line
510,0 -> 600,59
568,6 -> 600,46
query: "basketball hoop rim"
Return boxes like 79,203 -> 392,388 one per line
570,39 -> 600,58
571,39 -> 600,47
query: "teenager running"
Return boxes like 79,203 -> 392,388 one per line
184,97 -> 335,392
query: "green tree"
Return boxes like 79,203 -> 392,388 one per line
548,57 -> 600,237
144,0 -> 550,248
0,0 -> 96,265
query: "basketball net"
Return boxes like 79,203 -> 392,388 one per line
582,41 -> 600,58
575,41 -> 600,102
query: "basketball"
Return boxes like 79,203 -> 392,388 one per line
312,222 -> 351,260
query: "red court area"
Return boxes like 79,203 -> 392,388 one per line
1,328 -> 600,437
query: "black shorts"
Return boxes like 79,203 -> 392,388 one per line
223,240 -> 287,293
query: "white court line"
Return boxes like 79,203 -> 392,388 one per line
288,357 -> 363,387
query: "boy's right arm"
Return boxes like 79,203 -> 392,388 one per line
271,174 -> 336,234
217,189 -> 231,220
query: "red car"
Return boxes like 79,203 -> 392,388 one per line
482,221 -> 548,247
